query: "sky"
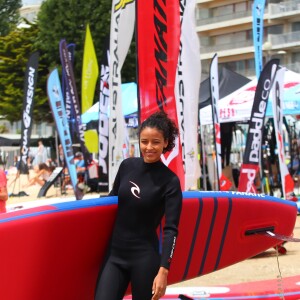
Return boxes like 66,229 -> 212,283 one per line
22,0 -> 43,6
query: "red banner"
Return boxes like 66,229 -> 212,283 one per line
137,0 -> 184,189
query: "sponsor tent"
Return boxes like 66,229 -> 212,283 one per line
81,82 -> 138,124
200,69 -> 300,125
82,70 -> 250,124
199,67 -> 251,109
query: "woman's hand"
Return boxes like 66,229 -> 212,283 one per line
151,267 -> 168,300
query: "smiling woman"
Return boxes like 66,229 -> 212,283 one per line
95,110 -> 183,300
139,127 -> 168,163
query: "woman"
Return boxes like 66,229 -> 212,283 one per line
23,163 -> 54,188
95,111 -> 183,300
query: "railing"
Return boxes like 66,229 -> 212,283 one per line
269,31 -> 300,48
200,39 -> 253,54
196,9 -> 252,26
286,62 -> 300,74
269,0 -> 300,16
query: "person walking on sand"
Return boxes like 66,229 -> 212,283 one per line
95,111 -> 182,300
0,168 -> 8,213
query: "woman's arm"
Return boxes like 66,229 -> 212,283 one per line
0,186 -> 8,201
151,267 -> 169,300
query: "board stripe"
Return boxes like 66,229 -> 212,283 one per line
0,197 -> 118,223
214,197 -> 233,271
199,197 -> 218,275
182,191 -> 296,207
182,197 -> 203,280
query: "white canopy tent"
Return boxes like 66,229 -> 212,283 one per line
199,69 -> 300,125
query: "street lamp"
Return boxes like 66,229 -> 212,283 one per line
263,41 -> 273,62
263,41 -> 287,64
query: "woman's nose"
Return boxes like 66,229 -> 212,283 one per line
146,143 -> 154,149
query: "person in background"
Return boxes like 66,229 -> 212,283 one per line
58,144 -> 65,167
0,168 -> 8,213
9,156 -> 30,187
129,143 -> 136,157
95,111 -> 183,300
22,163 -> 55,188
75,152 -> 86,175
34,140 -> 47,165
74,152 -> 86,189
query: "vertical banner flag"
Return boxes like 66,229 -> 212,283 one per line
271,67 -> 295,200
82,24 -> 99,114
47,68 -> 82,200
62,43 -> 76,124
60,39 -> 91,166
210,54 -> 232,191
98,36 -> 110,192
63,43 -> 76,141
238,59 -> 279,193
176,0 -> 201,190
82,24 -> 99,154
252,0 -> 266,78
137,0 -> 185,189
19,51 -> 39,174
109,0 -> 135,189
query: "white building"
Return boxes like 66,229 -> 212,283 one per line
197,0 -> 300,79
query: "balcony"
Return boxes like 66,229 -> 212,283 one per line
201,29 -> 300,60
269,0 -> 300,20
200,39 -> 254,60
286,62 -> 300,73
197,9 -> 254,27
269,31 -> 300,50
196,0 -> 214,3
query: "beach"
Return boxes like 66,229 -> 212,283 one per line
5,169 -> 300,289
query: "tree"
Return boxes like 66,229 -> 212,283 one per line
0,0 -> 137,123
36,0 -> 136,95
0,0 -> 22,36
0,21 -> 51,122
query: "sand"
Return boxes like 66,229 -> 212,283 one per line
5,170 -> 300,288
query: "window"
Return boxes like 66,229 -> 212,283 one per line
292,22 -> 300,32
267,25 -> 283,34
235,2 -> 247,12
212,4 -> 233,17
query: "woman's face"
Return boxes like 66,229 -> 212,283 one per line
140,127 -> 168,163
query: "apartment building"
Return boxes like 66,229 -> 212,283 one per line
197,0 -> 300,79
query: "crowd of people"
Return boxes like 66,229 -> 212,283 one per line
5,139 -> 98,201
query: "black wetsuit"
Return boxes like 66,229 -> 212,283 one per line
95,157 -> 182,300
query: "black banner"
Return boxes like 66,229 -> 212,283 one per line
59,39 -> 91,166
98,35 -> 110,192
238,59 -> 279,192
62,43 -> 76,140
19,51 -> 39,173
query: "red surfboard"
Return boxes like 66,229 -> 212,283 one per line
0,191 -> 297,300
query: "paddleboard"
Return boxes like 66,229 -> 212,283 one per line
124,275 -> 300,299
0,191 -> 297,300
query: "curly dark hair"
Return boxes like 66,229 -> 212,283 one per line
139,110 -> 179,153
